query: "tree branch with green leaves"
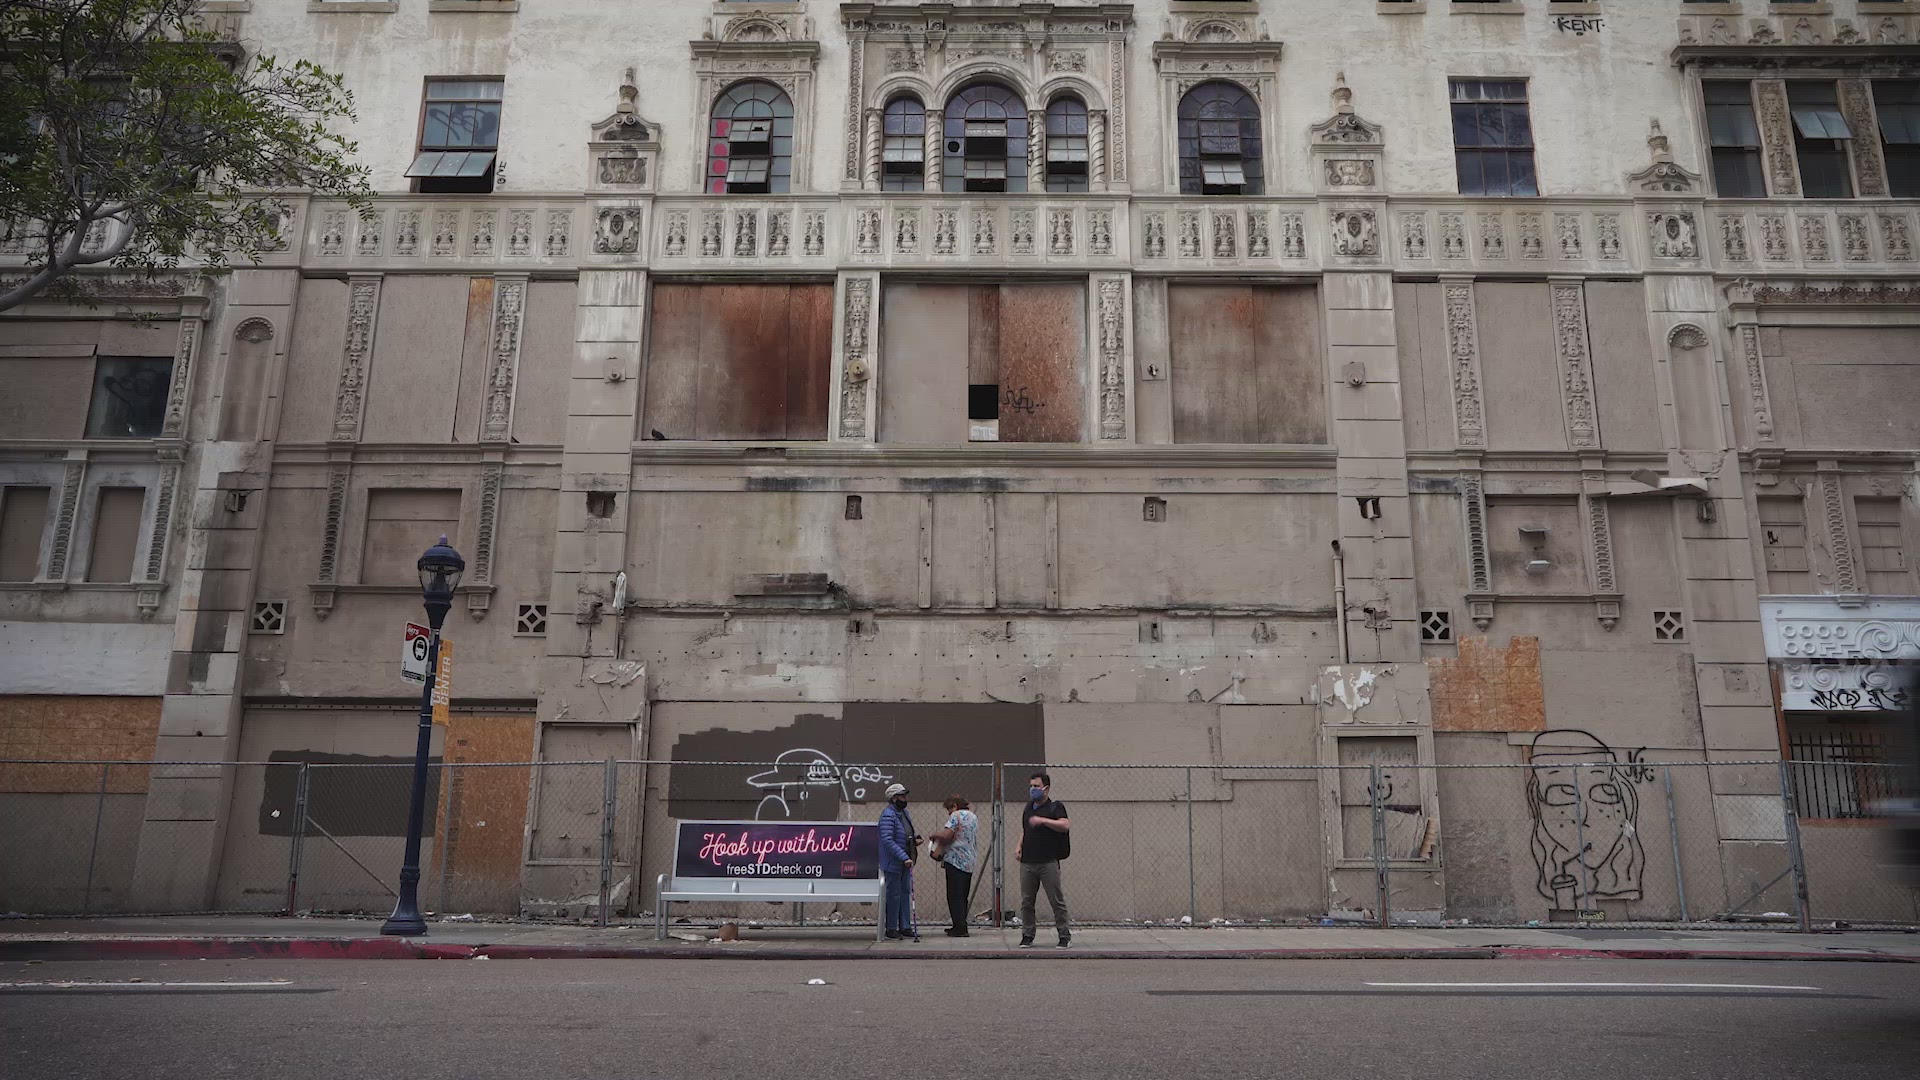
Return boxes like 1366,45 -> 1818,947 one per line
0,0 -> 371,311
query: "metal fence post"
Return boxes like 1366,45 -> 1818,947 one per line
1185,766 -> 1196,925
81,762 -> 110,915
1662,766 -> 1689,922
1370,762 -> 1390,929
991,763 -> 1004,929
1572,764 -> 1589,912
598,757 -> 617,927
286,763 -> 310,915
1778,759 -> 1813,933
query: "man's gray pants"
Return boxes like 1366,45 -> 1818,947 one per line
1019,859 -> 1069,938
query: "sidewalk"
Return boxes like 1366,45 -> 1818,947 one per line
2,914 -> 1917,962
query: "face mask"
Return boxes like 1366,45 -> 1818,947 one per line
892,798 -> 908,808
1029,787 -> 1045,802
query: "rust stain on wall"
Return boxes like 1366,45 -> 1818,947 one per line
0,696 -> 160,793
1427,636 -> 1545,733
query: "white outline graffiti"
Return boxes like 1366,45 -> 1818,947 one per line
746,748 -> 894,821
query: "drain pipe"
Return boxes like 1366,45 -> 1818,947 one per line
1331,540 -> 1350,665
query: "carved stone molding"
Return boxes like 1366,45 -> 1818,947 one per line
1838,80 -> 1888,198
1762,596 -> 1920,660
138,463 -> 179,617
1736,324 -> 1777,442
1329,207 -> 1380,259
1460,473 -> 1493,631
1819,472 -> 1860,597
1648,211 -> 1699,260
1730,278 -> 1920,306
1626,119 -> 1700,194
331,276 -> 381,442
312,460 -> 350,618
1550,284 -> 1599,450
1443,282 -> 1486,448
595,206 -> 642,255
835,274 -> 876,440
43,459 -> 86,582
161,317 -> 201,439
1094,275 -> 1129,441
589,68 -> 661,194
481,277 -> 527,443
1753,81 -> 1799,198
1583,494 -> 1620,631
467,461 -> 502,621
1780,660 -> 1913,711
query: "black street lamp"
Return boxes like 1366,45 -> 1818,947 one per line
381,535 -> 464,936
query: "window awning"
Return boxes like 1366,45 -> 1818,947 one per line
404,150 -> 497,178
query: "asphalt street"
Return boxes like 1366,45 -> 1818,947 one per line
3,958 -> 1915,1080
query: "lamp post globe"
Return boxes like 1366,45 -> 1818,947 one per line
382,535 -> 464,936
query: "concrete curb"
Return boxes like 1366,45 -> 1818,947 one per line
1,938 -> 1914,963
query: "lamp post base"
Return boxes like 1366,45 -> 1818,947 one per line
381,910 -> 428,937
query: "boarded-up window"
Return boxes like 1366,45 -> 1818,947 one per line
1758,495 -> 1812,593
642,283 -> 833,441
85,487 -> 145,583
880,282 -> 1086,443
85,356 -> 173,438
0,486 -> 51,581
1169,284 -> 1325,444
362,489 -> 461,586
1856,497 -> 1908,594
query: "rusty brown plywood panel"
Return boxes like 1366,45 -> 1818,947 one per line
1170,284 -> 1257,443
1428,636 -> 1547,733
434,714 -> 535,913
699,284 -> 791,440
968,285 -> 1001,387
998,282 -> 1086,442
0,696 -> 161,793
1254,285 -> 1327,444
784,283 -> 835,440
640,282 -> 705,441
451,276 -> 496,444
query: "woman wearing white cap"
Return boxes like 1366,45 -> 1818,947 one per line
877,782 -> 921,941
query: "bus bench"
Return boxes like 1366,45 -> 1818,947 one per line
654,873 -> 889,941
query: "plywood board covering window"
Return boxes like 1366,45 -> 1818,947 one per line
362,489 -> 461,586
642,283 -> 833,441
0,486 -> 51,581
879,282 -> 1087,443
1168,284 -> 1326,444
85,487 -> 145,583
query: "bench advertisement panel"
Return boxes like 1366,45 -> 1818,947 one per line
673,820 -> 880,881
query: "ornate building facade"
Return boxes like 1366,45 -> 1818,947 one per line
1,0 -> 1916,923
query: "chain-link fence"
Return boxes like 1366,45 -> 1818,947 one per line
2,757 -> 1914,929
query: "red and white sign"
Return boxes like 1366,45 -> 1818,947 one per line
402,623 -> 431,685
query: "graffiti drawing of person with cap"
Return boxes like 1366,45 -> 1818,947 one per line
1525,730 -> 1646,910
878,781 -> 922,941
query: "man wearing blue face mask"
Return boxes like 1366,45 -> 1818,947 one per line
1015,770 -> 1071,948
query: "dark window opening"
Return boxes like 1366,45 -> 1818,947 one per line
944,84 -> 1029,193
1450,78 -> 1537,197
1045,95 -> 1090,193
86,356 -> 172,438
882,95 -> 926,191
845,495 -> 863,520
708,81 -> 795,195
1788,81 -> 1854,199
968,384 -> 1001,420
1705,81 -> 1766,198
1875,81 -> 1920,198
1787,717 -> 1907,820
1178,81 -> 1262,196
407,79 -> 502,194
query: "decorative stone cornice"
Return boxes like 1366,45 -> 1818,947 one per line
1726,277 -> 1920,306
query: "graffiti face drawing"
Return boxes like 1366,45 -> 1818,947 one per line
1525,730 -> 1646,907
745,748 -> 894,821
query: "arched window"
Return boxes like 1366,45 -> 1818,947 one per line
943,83 -> 1029,193
707,81 -> 794,194
881,95 -> 925,190
1044,95 -> 1089,193
1177,81 -> 1262,195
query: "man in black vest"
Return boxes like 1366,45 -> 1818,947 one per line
1016,770 -> 1071,948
